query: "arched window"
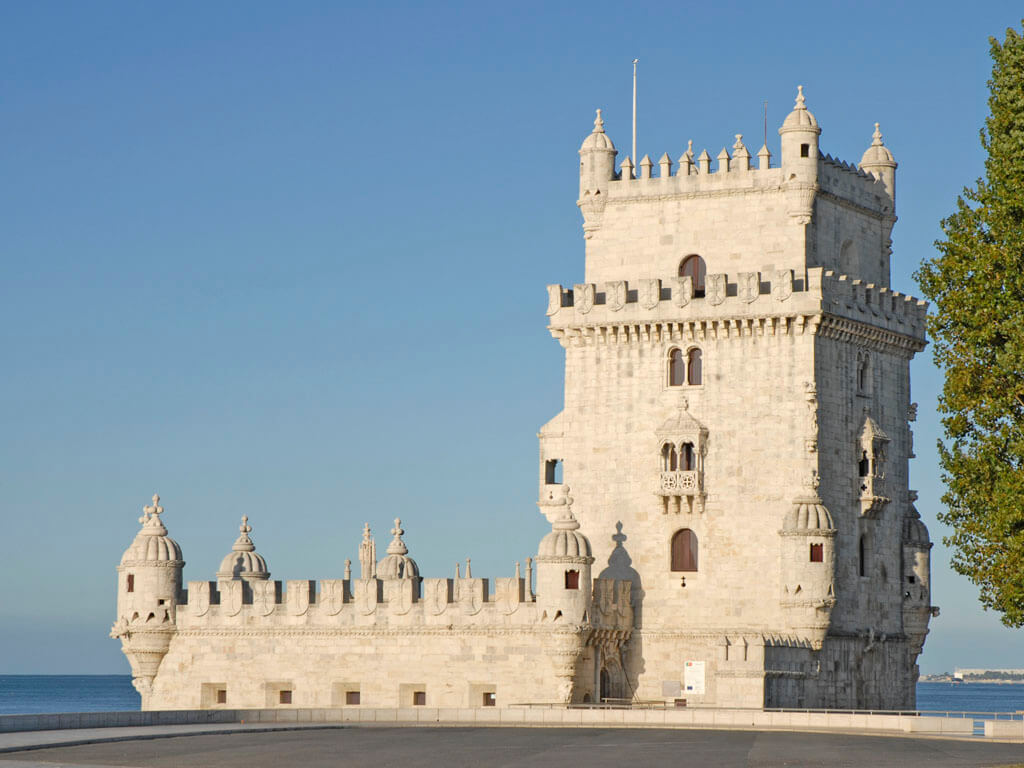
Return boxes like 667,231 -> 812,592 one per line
687,349 -> 703,385
661,443 -> 678,471
858,451 -> 870,477
668,348 -> 686,386
681,442 -> 695,471
670,529 -> 698,572
678,255 -> 706,297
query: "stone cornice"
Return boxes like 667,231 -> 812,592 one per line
816,314 -> 925,355
171,626 -> 605,640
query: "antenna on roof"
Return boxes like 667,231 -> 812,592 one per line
632,59 -> 639,167
763,100 -> 768,149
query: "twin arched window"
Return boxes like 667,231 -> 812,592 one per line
668,348 -> 703,386
678,255 -> 706,298
671,529 -> 698,572
661,442 -> 695,471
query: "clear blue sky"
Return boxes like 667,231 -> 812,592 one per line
1,1 -> 1021,675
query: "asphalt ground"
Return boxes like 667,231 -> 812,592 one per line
1,727 -> 1024,768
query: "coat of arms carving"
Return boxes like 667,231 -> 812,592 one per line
494,577 -> 521,615
319,579 -> 345,616
387,580 -> 413,615
738,272 -> 760,303
546,284 -> 562,316
674,275 -> 693,307
458,579 -> 483,615
706,274 -> 726,306
190,581 -> 211,617
773,269 -> 793,302
221,580 -> 242,617
252,580 -> 276,617
605,280 -> 627,311
423,578 -> 451,616
573,283 -> 595,314
639,278 -> 660,310
287,580 -> 311,616
353,578 -> 378,615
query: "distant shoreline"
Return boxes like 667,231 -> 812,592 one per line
920,677 -> 1024,685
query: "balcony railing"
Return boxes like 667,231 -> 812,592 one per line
659,471 -> 699,494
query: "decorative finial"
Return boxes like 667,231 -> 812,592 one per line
795,85 -> 806,109
455,562 -> 461,579
344,558 -> 352,580
362,522 -> 372,541
240,515 -> 252,536
871,122 -> 884,146
144,494 -> 163,519
515,561 -> 522,579
386,518 -> 408,556
593,108 -> 605,133
612,521 -> 626,546
466,558 -> 472,578
687,139 -> 693,156
391,518 -> 403,538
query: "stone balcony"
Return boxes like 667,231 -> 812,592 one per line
658,471 -> 700,495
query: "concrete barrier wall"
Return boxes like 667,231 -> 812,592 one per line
0,707 -> 1018,741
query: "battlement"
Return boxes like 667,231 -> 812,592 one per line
546,267 -> 927,347
178,575 -> 632,630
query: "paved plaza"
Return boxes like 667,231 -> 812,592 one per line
1,727 -> 1023,767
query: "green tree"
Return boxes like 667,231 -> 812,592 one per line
915,21 -> 1024,627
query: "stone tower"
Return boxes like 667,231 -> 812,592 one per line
110,495 -> 184,705
541,86 -> 937,709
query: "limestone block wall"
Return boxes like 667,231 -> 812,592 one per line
140,575 -> 632,710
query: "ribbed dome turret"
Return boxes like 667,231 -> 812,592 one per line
579,109 -> 616,152
902,495 -> 930,546
537,493 -> 593,561
861,123 -> 896,167
217,515 -> 270,581
783,478 -> 836,531
779,85 -> 820,134
120,495 -> 184,565
376,518 -> 419,579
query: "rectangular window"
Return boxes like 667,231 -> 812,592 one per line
216,689 -> 227,704
810,543 -> 824,563
564,570 -> 580,590
413,691 -> 426,706
279,690 -> 292,705
126,574 -> 134,593
545,459 -> 563,484
346,690 -> 360,705
483,692 -> 496,707
800,143 -> 810,157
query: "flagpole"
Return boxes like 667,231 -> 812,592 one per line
632,59 -> 638,167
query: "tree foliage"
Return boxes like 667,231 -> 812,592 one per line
915,21 -> 1024,626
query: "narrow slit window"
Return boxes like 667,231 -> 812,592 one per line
859,536 -> 867,577
126,574 -> 134,593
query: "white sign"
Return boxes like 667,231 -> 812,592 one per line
684,660 -> 706,694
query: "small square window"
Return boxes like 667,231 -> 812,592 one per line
564,570 -> 580,590
800,143 -> 810,158
279,690 -> 292,705
346,690 -> 360,705
216,689 -> 227,704
413,691 -> 426,706
809,543 -> 824,563
482,692 -> 496,707
907,575 -> 916,584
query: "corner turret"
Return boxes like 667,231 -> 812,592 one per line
901,491 -> 938,657
535,488 -> 594,624
859,122 -> 897,203
578,109 -> 617,239
110,494 -> 184,703
779,85 -> 821,224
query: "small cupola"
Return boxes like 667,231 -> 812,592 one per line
217,515 -> 270,581
120,494 -> 183,565
779,85 -> 821,170
859,122 -> 897,202
376,518 -> 420,580
537,503 -> 593,561
579,108 -> 616,153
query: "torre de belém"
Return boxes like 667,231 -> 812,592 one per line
113,86 -> 938,711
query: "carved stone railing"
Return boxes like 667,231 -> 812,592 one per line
659,471 -> 700,495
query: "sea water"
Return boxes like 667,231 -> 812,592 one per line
0,676 -> 1022,716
